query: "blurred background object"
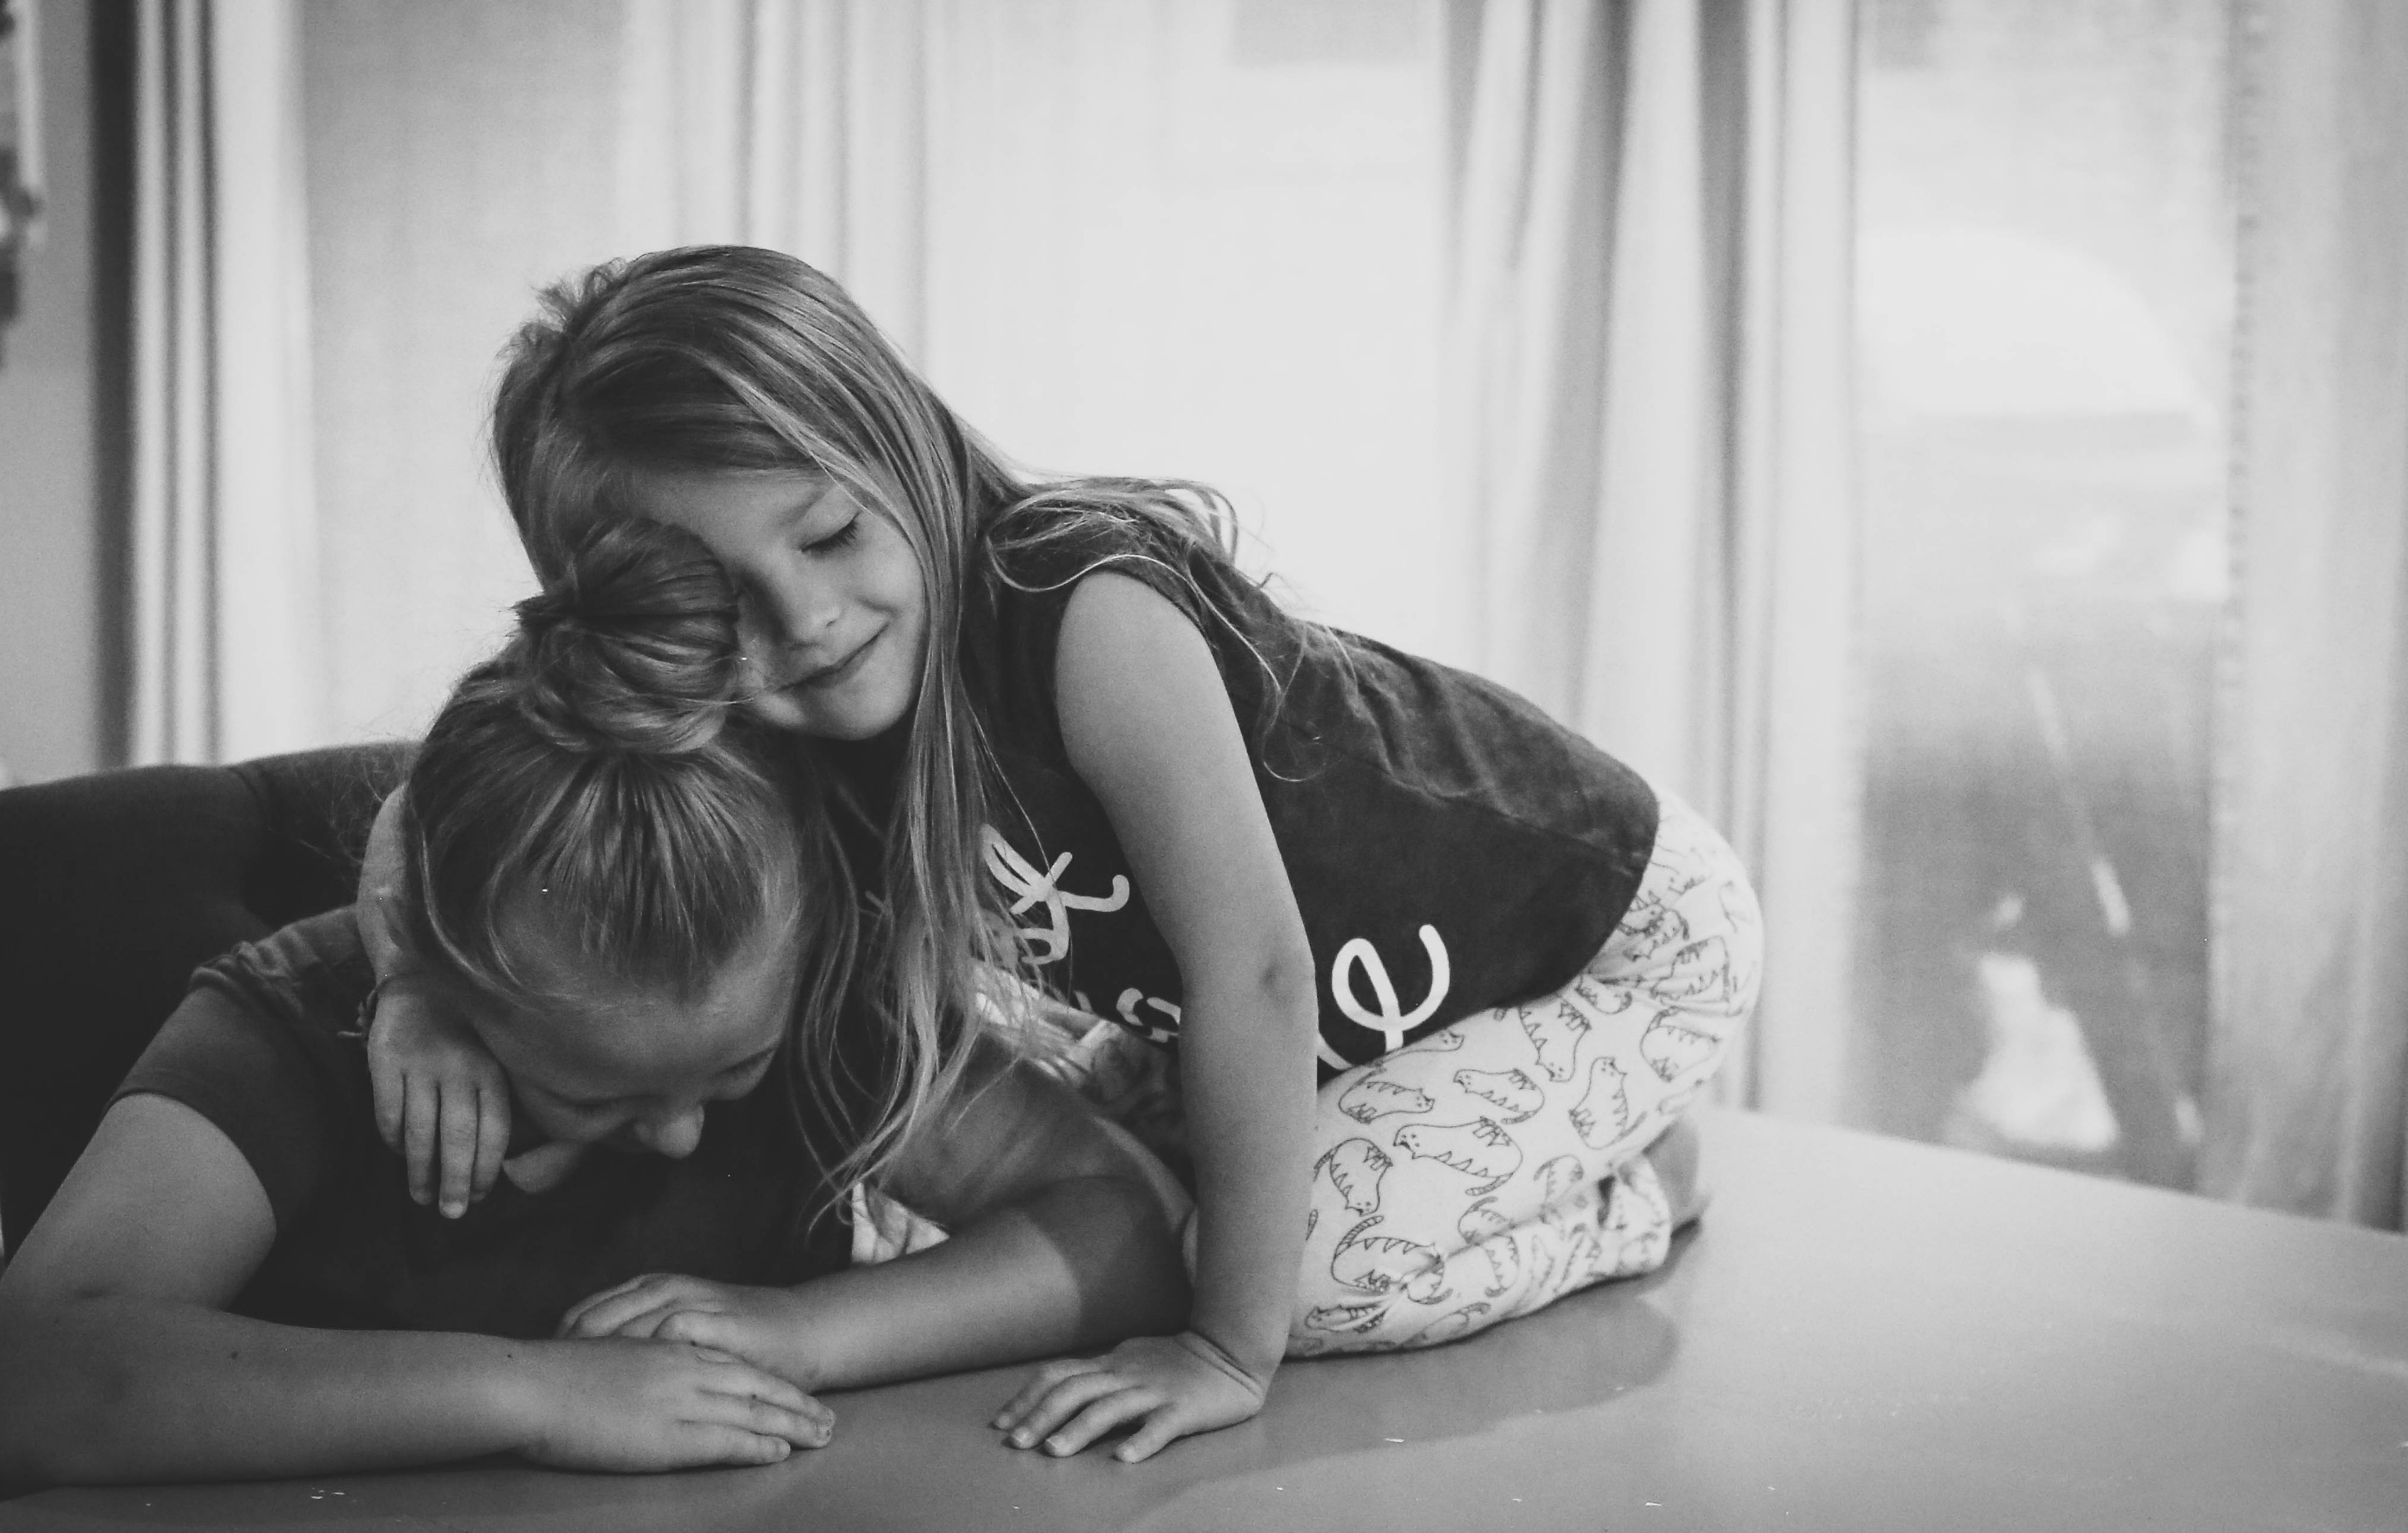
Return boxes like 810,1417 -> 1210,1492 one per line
1851,0 -> 2232,1189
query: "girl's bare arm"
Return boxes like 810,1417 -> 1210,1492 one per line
355,786 -> 414,979
1035,569 -> 1321,1458
0,1096 -> 819,1487
560,1043 -> 1194,1392
356,786 -> 514,1215
1053,571 -> 1319,1363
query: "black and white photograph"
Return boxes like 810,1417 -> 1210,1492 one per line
1,1 -> 2401,1528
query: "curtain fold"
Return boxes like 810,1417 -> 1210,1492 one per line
1443,0 -> 1856,1115
617,0 -> 927,355
2204,0 -> 2408,1228
130,0 -> 316,765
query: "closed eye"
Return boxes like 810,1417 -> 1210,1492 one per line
544,1044 -> 782,1114
801,517 -> 863,555
721,1042 -> 782,1086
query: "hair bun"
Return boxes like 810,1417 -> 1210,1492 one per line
509,518 -> 745,756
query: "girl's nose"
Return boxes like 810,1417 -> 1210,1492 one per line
634,1103 -> 707,1159
744,567 -> 841,654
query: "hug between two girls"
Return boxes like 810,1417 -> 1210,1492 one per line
0,246 -> 1760,1487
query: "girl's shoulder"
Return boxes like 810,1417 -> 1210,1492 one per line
980,491 -> 1233,630
970,489 -> 1287,730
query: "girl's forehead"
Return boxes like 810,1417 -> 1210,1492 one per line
630,464 -> 836,523
477,975 -> 789,1110
475,912 -> 798,1083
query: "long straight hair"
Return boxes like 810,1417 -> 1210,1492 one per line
487,246 -> 1280,1189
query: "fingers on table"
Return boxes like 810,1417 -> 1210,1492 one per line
993,1356 -> 1102,1430
563,1271 -> 658,1321
698,1357 -> 828,1446
659,1309 -> 743,1349
998,1364 -> 1162,1456
1045,1386 -> 1170,1458
1107,1410 -> 1192,1464
700,1426 -> 797,1465
560,1274 -> 698,1337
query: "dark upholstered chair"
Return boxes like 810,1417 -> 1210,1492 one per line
0,744 -> 414,1251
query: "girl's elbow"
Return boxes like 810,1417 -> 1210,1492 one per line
0,1359 -> 116,1488
1255,935 -> 1320,1027
0,1303 -> 159,1488
1070,1176 -> 1192,1332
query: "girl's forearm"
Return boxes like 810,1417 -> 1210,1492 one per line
0,1294 -> 536,1487
355,788 -> 414,979
1177,969 -> 1319,1378
777,1174 -> 1190,1393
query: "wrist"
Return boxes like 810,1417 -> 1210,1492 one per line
765,1286 -> 831,1393
1184,1313 -> 1285,1383
483,1339 -> 565,1459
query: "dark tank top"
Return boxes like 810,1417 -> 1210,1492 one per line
960,508 -> 1660,1080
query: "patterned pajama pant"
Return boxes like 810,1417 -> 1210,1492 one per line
1043,790 -> 1762,1356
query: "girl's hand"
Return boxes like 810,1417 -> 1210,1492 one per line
520,1336 -> 830,1472
365,979 -> 511,1218
558,1273 -> 816,1386
992,1330 -> 1269,1464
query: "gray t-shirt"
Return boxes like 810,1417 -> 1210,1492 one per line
116,909 -> 852,1339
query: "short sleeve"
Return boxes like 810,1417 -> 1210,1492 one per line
112,964 -> 344,1235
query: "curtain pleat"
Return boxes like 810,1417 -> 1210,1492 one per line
129,0 -> 316,766
2204,0 -> 2408,1228
1444,0 -> 1855,1115
1729,0 -> 1858,1119
618,0 -> 926,355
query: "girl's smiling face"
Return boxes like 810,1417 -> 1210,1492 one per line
630,467 -> 928,740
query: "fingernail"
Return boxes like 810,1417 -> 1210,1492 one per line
1047,1437 -> 1070,1455
1011,1431 -> 1031,1447
440,1201 -> 463,1219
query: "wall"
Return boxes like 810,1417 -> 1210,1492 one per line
0,0 -> 107,785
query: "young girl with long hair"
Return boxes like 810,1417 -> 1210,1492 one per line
363,245 -> 1762,1463
0,519 -> 1188,1486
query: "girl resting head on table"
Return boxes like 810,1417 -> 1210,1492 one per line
0,520 -> 1191,1490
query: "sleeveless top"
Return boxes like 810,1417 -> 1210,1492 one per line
960,508 -> 1660,1081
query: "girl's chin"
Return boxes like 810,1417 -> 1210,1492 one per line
742,692 -> 812,732
744,685 -> 911,740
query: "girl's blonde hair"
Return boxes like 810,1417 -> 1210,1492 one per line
487,246 -> 1265,1193
402,518 -> 865,1202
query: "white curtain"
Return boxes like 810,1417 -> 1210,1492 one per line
1443,0 -> 1856,1115
130,0 -> 317,764
2204,0 -> 2408,1229
296,0 -> 930,747
617,0 -> 928,355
